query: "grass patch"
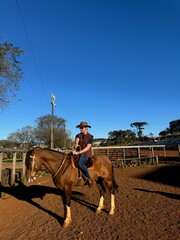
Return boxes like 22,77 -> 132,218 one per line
37,171 -> 51,177
3,159 -> 22,163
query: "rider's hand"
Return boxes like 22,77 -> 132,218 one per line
72,151 -> 79,155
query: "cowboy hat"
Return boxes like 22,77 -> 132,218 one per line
76,122 -> 91,128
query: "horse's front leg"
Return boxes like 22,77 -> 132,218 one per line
96,195 -> 104,214
63,185 -> 72,227
96,178 -> 105,214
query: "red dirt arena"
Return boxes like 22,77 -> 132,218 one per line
0,164 -> 179,240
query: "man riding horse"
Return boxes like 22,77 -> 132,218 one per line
26,122 -> 117,226
73,122 -> 94,188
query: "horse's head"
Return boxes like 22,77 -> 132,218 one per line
25,148 -> 43,182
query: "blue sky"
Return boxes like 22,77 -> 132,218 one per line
0,0 -> 180,140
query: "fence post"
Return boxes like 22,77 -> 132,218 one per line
138,147 -> 141,166
156,156 -> 159,165
22,152 -> 26,181
122,148 -> 125,168
0,152 -> 3,184
163,146 -> 166,158
107,148 -> 109,158
11,152 -> 17,186
150,147 -> 154,165
0,152 -> 2,197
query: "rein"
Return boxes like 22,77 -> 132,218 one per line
29,153 -> 68,181
52,155 -> 67,179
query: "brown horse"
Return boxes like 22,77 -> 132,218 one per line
25,148 -> 118,227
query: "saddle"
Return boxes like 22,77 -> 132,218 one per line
71,154 -> 94,170
69,153 -> 94,186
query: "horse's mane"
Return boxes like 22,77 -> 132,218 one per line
25,148 -> 34,167
44,148 -> 67,155
31,147 -> 67,155
28,147 -> 68,155
42,148 -> 73,166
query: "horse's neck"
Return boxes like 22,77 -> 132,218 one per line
42,152 -> 66,175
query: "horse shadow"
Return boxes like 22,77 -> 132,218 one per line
134,165 -> 180,188
0,181 -> 100,226
134,188 -> 180,200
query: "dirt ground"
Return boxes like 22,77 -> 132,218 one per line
0,164 -> 179,240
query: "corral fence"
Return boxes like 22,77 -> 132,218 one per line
92,145 -> 180,167
0,145 -> 180,187
0,148 -> 28,186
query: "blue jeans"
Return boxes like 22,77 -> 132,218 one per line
78,153 -> 91,179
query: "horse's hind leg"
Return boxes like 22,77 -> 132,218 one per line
96,177 -> 106,214
109,192 -> 115,215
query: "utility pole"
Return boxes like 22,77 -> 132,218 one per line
51,93 -> 55,149
64,120 -> 66,149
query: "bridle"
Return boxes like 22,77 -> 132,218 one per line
29,154 -> 38,181
29,154 -> 68,181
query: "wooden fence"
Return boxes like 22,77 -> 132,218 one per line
92,145 -> 177,167
0,145 -> 179,186
0,148 -> 27,186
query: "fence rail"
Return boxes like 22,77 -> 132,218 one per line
0,148 -> 27,186
0,145 -> 179,186
92,145 -> 180,167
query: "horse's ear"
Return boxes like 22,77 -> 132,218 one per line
28,147 -> 32,151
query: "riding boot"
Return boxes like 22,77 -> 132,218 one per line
78,169 -> 82,180
88,179 -> 93,188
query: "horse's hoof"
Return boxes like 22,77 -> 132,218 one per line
63,221 -> 70,228
109,210 -> 115,215
96,209 -> 101,214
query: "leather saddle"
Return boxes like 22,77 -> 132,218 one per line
70,154 -> 94,170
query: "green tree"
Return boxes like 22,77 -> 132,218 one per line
108,129 -> 136,145
130,122 -> 149,138
159,128 -> 169,137
34,114 -> 68,148
169,119 -> 180,134
6,115 -> 72,148
0,139 -> 19,148
149,132 -> 154,137
159,119 -> 180,136
7,126 -> 36,147
0,39 -> 24,110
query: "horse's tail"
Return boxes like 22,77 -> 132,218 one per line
112,165 -> 119,192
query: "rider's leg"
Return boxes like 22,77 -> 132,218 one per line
78,153 -> 93,188
78,153 -> 90,179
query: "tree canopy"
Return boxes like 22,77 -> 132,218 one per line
0,39 -> 24,110
7,126 -> 36,147
105,129 -> 136,145
159,119 -> 180,136
35,114 -> 66,148
130,122 -> 149,138
7,114 -> 72,148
